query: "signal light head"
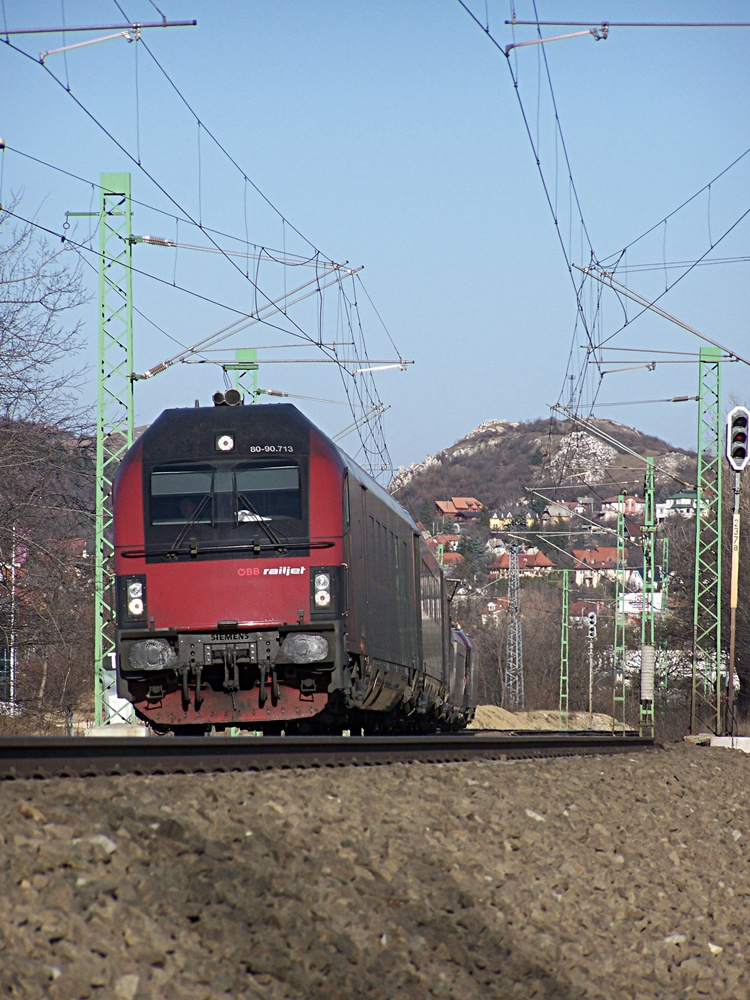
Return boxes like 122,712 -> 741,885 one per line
726,406 -> 750,472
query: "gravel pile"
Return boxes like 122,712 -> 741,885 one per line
470,707 -> 617,732
1,740 -> 749,999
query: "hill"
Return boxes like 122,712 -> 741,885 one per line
389,416 -> 697,523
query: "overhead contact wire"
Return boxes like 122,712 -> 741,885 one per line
5,39 -> 350,371
114,0 -> 322,257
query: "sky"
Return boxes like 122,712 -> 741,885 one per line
2,1 -> 750,480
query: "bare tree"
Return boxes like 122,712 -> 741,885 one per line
0,200 -> 87,422
452,598 -> 506,706
0,202 -> 94,732
520,583 -> 564,708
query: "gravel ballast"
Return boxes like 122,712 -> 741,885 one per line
1,741 -> 749,999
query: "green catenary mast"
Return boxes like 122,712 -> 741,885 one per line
691,346 -> 722,735
639,458 -> 656,738
612,495 -> 627,732
94,173 -> 134,725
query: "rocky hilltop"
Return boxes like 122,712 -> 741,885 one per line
390,416 -> 697,521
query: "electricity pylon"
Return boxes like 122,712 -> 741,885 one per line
559,568 -> 569,729
505,542 -> 525,709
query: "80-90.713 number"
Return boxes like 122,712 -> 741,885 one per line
248,445 -> 294,453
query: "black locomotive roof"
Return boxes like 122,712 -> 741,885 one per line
137,402 -> 324,464
136,401 -> 419,535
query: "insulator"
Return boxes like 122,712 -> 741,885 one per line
640,645 -> 656,701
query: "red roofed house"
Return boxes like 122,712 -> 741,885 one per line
481,597 -> 509,625
488,549 -> 555,579
571,547 -> 631,588
434,533 -> 461,552
435,497 -> 484,521
439,551 -> 465,571
600,495 -> 645,522
425,535 -> 462,563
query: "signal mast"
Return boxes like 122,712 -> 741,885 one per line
725,405 -> 750,731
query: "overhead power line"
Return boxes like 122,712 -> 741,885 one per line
0,9 -> 403,478
505,20 -> 750,29
6,142 -> 331,269
458,0 -> 604,405
2,38 -> 326,351
549,404 -> 694,489
576,265 -> 750,367
458,0 -> 750,440
113,0 -> 321,256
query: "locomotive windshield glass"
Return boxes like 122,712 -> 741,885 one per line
235,463 -> 301,521
146,459 -> 308,557
150,466 -> 214,525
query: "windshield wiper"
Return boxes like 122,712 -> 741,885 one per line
169,490 -> 213,556
236,490 -> 289,553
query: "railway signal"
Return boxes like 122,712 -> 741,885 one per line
587,612 -> 597,639
586,612 -> 597,718
726,405 -> 750,731
726,406 -> 750,472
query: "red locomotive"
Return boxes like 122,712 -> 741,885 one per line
113,397 -> 477,733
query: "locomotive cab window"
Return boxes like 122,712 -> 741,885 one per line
150,466 -> 214,525
235,463 -> 301,522
146,459 -> 308,558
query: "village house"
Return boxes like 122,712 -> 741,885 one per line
599,495 -> 646,522
438,550 -> 465,572
480,597 -> 508,626
624,520 -> 643,543
656,490 -> 698,521
425,536 -> 465,570
484,537 -> 506,557
489,506 -> 537,532
488,511 -> 512,532
542,501 -> 573,523
574,496 -> 598,515
430,533 -> 461,552
434,497 -> 484,522
488,548 -> 556,580
569,599 -> 606,622
571,547 -> 633,589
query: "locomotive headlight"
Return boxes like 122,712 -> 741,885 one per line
311,568 -> 334,613
314,571 -> 331,607
127,580 -> 144,616
215,433 -> 235,452
128,597 -> 145,617
120,574 -> 147,623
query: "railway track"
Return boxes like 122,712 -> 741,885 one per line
0,729 -> 654,779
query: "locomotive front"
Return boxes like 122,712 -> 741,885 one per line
113,402 -> 347,731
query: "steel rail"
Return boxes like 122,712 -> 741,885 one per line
0,731 -> 653,780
